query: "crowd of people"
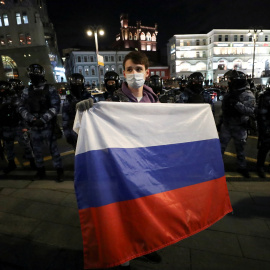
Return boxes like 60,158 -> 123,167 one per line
0,51 -> 269,184
1,51 -> 270,269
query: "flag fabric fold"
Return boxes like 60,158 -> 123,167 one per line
74,102 -> 232,269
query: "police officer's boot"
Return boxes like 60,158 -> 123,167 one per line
3,160 -> 17,174
35,166 -> 46,180
29,158 -> 37,170
56,168 -> 64,182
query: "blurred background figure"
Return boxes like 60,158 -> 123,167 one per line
62,73 -> 94,149
0,80 -> 36,174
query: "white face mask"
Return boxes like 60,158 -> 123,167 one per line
126,73 -> 145,89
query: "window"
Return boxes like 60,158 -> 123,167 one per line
209,38 -> 211,44
203,51 -> 206,58
119,67 -> 123,74
152,34 -> 156,41
234,35 -> 238,41
265,35 -> 268,42
26,34 -> 31,44
85,67 -> 89,75
146,45 -> 151,51
0,36 -> 5,46
225,35 -> 228,41
218,35 -> 222,41
111,56 -> 114,62
19,33 -> 25,45
134,34 -> 137,40
196,52 -> 200,58
90,56 -> 94,62
22,12 -> 28,24
161,71 -> 165,77
6,34 -> 12,45
140,32 -> 145,40
3,14 -> 9,26
203,39 -> 206,45
186,41 -> 190,46
91,68 -> 95,75
100,68 -> 104,76
196,40 -> 200,45
16,13 -> 22,25
156,71 -> 160,76
105,56 -> 108,62
84,56 -> 87,62
111,65 -> 115,71
78,68 -> 82,74
146,32 -> 151,41
240,35 -> 243,41
118,56 -> 121,61
249,36 -> 252,42
78,56 -> 81,62
150,71 -> 155,76
129,33 -> 132,40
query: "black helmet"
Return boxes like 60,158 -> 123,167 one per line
224,70 -> 247,90
104,71 -> 120,93
68,73 -> 85,86
27,64 -> 45,77
0,81 -> 11,96
27,64 -> 45,86
8,79 -> 24,93
0,81 -> 11,90
188,72 -> 204,83
148,75 -> 163,94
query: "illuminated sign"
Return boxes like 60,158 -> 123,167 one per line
179,47 -> 191,51
233,43 -> 244,47
217,43 -> 229,47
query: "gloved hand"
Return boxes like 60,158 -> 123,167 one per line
32,119 -> 45,128
76,98 -> 94,112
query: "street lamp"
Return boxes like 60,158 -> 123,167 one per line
247,28 -> 263,79
86,26 -> 105,90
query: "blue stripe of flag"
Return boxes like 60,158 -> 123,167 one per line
75,139 -> 224,209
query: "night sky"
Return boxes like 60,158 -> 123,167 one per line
46,0 -> 270,55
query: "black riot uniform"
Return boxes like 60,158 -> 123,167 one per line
256,87 -> 270,177
218,70 -> 256,178
18,64 -> 64,181
0,80 -> 36,173
62,73 -> 93,149
178,72 -> 211,104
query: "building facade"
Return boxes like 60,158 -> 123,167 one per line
167,29 -> 270,83
0,0 -> 65,85
64,50 -> 132,87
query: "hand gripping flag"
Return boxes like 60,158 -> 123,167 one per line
74,102 -> 232,269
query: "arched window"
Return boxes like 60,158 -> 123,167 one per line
217,59 -> 228,70
233,59 -> 242,70
134,34 -> 137,40
105,65 -> 110,72
146,32 -> 151,41
1,55 -> 19,79
129,32 -> 133,40
179,62 -> 191,72
196,62 -> 206,71
140,32 -> 145,40
78,56 -> 81,62
152,34 -> 156,41
111,65 -> 115,71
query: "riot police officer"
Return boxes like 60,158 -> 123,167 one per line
103,71 -> 121,101
256,86 -> 270,177
0,80 -> 36,173
218,70 -> 256,178
18,64 -> 64,181
8,78 -> 25,97
62,73 -> 93,149
178,72 -> 211,104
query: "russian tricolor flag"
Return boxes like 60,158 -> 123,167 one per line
74,102 -> 232,269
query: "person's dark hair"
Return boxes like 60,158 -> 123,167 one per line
123,51 -> 149,70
